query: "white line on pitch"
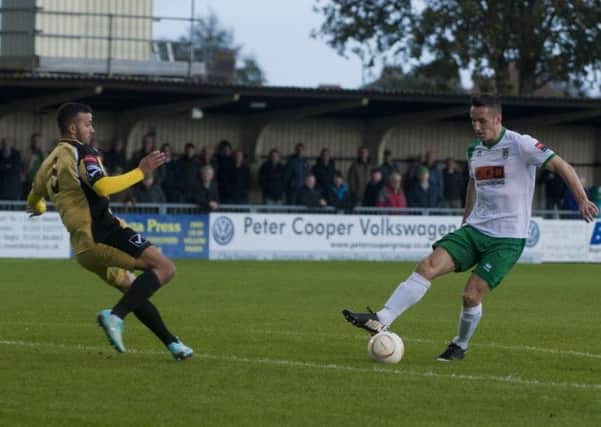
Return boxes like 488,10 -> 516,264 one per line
0,338 -> 600,391
2,320 -> 601,360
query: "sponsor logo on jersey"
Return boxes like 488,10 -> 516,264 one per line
534,141 -> 548,152
128,233 -> 147,247
502,148 -> 509,159
212,216 -> 235,245
475,165 -> 505,186
86,163 -> 103,179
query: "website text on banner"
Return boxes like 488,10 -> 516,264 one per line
209,213 -> 543,262
0,211 -> 70,258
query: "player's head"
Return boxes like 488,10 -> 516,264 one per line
470,93 -> 502,143
57,103 -> 94,144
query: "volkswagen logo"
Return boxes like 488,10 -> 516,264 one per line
526,220 -> 540,248
212,216 -> 235,246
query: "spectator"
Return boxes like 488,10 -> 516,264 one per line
103,139 -> 128,174
215,139 -> 235,202
312,147 -> 336,194
347,146 -> 371,205
285,142 -> 310,203
259,148 -> 286,204
22,133 -> 45,199
442,158 -> 466,209
407,166 -> 439,208
0,138 -> 22,200
422,150 -> 443,207
175,143 -> 201,202
130,174 -> 166,204
129,132 -> 156,169
225,150 -> 251,204
377,172 -> 407,208
327,171 -> 351,211
403,155 -> 421,195
296,173 -> 327,208
363,169 -> 384,207
191,165 -> 219,212
199,144 -> 218,172
539,169 -> 566,212
378,149 -> 400,184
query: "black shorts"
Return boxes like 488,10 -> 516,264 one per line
102,226 -> 152,258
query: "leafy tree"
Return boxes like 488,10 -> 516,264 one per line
314,0 -> 601,95
175,11 -> 266,85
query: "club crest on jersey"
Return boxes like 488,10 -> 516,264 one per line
502,148 -> 509,159
535,141 -> 548,152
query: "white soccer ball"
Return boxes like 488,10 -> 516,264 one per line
368,331 -> 404,364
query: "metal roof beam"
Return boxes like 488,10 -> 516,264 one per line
124,93 -> 240,120
509,109 -> 601,127
250,98 -> 369,123
370,106 -> 467,129
0,86 -> 103,115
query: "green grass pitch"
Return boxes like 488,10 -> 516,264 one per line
1,259 -> 600,426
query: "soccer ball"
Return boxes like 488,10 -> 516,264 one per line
368,331 -> 404,364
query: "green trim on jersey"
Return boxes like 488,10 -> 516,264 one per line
467,140 -> 480,160
482,127 -> 506,148
541,153 -> 556,169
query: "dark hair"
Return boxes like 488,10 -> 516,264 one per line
471,93 -> 502,114
56,103 -> 92,134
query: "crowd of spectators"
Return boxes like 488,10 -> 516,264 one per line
1,132 -> 598,213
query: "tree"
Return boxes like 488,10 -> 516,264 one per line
235,56 -> 267,86
365,59 -> 462,92
175,11 -> 266,85
313,0 -> 601,95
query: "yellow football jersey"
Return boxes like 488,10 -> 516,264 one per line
31,138 -> 120,254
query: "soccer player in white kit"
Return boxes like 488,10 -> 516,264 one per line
343,94 -> 599,361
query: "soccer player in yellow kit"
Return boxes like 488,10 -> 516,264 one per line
27,103 -> 193,359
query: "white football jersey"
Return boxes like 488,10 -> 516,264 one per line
466,128 -> 555,238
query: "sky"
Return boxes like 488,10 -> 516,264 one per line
153,0 -> 367,88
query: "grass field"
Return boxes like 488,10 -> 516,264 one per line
1,259 -> 600,427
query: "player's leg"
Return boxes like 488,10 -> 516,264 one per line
111,245 -> 175,320
108,268 -> 193,359
343,226 -> 478,334
375,247 -> 456,325
438,234 -> 525,361
437,274 -> 488,361
76,245 -> 136,352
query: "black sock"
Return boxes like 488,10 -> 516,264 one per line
133,300 -> 177,346
111,270 -> 160,319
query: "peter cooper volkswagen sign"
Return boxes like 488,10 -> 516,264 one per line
209,213 -> 459,261
209,213 -> 545,262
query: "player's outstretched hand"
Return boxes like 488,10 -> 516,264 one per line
139,150 -> 166,174
579,200 -> 599,223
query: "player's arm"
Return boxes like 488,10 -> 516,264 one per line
461,178 -> 475,224
90,151 -> 165,197
545,155 -> 599,222
26,160 -> 50,216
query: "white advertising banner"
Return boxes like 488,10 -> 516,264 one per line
209,213 -> 544,262
541,220 -> 588,262
0,211 -> 70,258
